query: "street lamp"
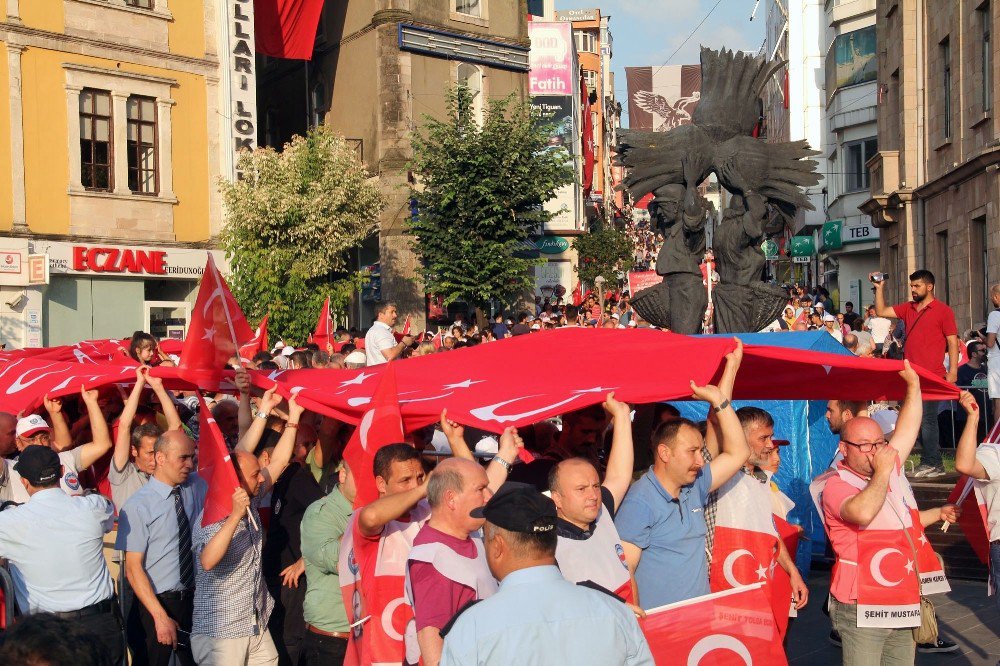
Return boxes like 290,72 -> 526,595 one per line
594,275 -> 606,320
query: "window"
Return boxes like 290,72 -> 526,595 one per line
310,82 -> 326,128
126,95 -> 157,194
844,138 -> 877,192
972,216 -> 988,318
983,3 -> 993,113
574,30 -> 597,54
79,89 -> 113,191
455,0 -> 481,18
936,230 -> 950,300
125,0 -> 154,8
582,69 -> 598,95
457,62 -> 484,125
941,37 -> 952,139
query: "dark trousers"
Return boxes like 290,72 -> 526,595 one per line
991,542 -> 1000,613
137,591 -> 195,666
298,631 -> 347,666
919,400 -> 942,467
266,575 -> 308,666
72,604 -> 125,666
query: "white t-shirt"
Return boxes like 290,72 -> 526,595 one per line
865,316 -> 893,344
986,310 -> 1000,360
974,444 -> 1000,541
1,448 -> 84,503
364,320 -> 396,366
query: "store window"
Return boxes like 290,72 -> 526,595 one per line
127,95 -> 158,195
79,89 -> 113,191
845,138 -> 877,192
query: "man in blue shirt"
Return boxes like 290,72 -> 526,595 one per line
615,351 -> 749,609
117,430 -> 207,666
440,482 -> 653,665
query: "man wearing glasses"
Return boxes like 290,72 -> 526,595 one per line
819,361 -> 958,663
0,389 -> 113,503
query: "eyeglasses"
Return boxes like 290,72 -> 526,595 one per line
22,431 -> 51,443
841,438 -> 887,453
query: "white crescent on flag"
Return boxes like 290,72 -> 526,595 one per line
687,634 -> 753,666
870,548 -> 906,587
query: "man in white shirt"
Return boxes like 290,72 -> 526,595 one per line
983,283 -> 1000,423
364,302 -> 413,365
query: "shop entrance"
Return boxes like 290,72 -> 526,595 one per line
145,301 -> 190,340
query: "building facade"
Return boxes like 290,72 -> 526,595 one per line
0,0 -> 236,347
820,0 -> 881,311
862,0 -> 999,332
257,1 -> 530,328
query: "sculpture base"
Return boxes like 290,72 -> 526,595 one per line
631,277 -> 786,334
711,282 -> 788,333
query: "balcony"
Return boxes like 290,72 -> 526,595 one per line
859,150 -> 908,227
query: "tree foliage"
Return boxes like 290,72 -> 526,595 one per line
572,226 -> 634,288
408,87 -> 575,309
220,125 -> 384,343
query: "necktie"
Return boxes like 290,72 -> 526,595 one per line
172,486 -> 195,589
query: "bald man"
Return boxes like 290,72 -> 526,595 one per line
818,361 -> 953,663
405,457 -> 497,666
189,396 -> 302,665
0,412 -> 16,458
550,393 -> 637,603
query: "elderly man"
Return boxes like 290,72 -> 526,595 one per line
1,388 -> 112,503
406,458 -> 497,666
340,444 -> 430,665
615,351 -> 750,608
0,446 -> 122,663
0,411 -> 16,457
439,482 -> 653,665
550,393 -> 637,602
365,302 -> 413,365
818,360 -> 957,663
117,429 -> 207,666
189,396 -> 302,665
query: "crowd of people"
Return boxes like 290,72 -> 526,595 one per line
0,268 -> 997,666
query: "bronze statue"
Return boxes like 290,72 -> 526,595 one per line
618,47 -> 820,333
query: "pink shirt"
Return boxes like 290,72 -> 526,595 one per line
821,463 -> 866,603
408,526 -> 478,631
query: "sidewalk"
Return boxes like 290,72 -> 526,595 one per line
788,572 -> 999,665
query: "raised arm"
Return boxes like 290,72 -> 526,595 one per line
695,384 -> 749,493
262,395 -> 304,487
235,385 -> 281,455
114,369 -> 146,472
602,392 -> 634,511
889,360 -> 922,461
486,427 -> 524,492
144,374 -> 182,431
705,340 -> 743,459
357,480 -> 428,538
870,274 -> 896,319
440,409 -> 474,461
955,390 -> 989,479
43,396 -> 72,451
77,386 -> 113,469
235,366 -> 253,439
200,487 -> 250,571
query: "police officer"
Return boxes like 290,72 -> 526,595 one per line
439,483 -> 654,665
0,445 -> 123,663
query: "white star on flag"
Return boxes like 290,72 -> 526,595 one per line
202,327 -> 216,342
443,379 -> 484,389
572,386 -> 619,394
904,559 -> 915,574
755,564 -> 768,580
918,534 -> 928,547
340,371 -> 375,387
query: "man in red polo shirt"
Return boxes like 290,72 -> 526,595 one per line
872,269 -> 959,478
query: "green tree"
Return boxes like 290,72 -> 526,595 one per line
572,227 -> 634,288
408,87 -> 574,312
220,125 -> 384,343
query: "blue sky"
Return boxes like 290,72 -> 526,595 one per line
554,0 -> 767,127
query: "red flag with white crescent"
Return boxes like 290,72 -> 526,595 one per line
239,315 -> 269,364
342,364 -> 405,508
178,256 -> 254,388
640,582 -> 787,665
312,297 -> 332,350
946,419 -> 1000,566
196,394 -> 241,526
856,529 -> 921,628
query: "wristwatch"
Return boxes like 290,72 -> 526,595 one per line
715,399 -> 731,412
494,457 -> 513,473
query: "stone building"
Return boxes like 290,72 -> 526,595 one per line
0,0 -> 241,346
257,1 -> 530,328
863,0 -> 999,332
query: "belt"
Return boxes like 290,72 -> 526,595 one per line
51,596 -> 117,620
157,588 -> 195,601
306,623 -> 349,639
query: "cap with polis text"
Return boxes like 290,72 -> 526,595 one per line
14,445 -> 61,486
470,481 -> 557,533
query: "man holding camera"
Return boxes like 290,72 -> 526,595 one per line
872,270 -> 959,478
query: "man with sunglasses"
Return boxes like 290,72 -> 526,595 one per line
819,361 -> 958,663
0,389 -> 113,503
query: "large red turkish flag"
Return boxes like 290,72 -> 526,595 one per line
197,394 -> 242,526
240,315 -> 270,364
311,298 -> 332,350
254,0 -> 326,60
641,583 -> 787,665
341,363 -> 405,508
0,357 -> 138,414
179,256 -> 254,389
856,530 -> 921,627
0,339 -> 128,365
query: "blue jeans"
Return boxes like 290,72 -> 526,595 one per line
992,541 -> 1000,614
919,400 -> 942,468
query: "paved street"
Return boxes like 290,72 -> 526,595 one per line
788,571 -> 999,665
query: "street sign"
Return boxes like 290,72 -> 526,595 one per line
792,256 -> 810,264
536,236 -> 571,254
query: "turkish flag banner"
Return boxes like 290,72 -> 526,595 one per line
641,583 -> 787,666
197,394 -> 242,527
710,527 -> 778,591
240,315 -> 269,364
312,298 -> 332,350
0,357 -> 138,415
254,0 -> 326,60
0,339 -> 128,365
947,470 -> 992,567
179,256 -> 254,389
907,507 -> 950,595
342,364 -> 405,508
856,529 -> 921,628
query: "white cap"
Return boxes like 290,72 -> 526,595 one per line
16,414 -> 50,438
871,410 -> 898,436
530,323 -> 541,330
344,350 -> 366,365
823,313 -> 836,322
282,346 -> 296,356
